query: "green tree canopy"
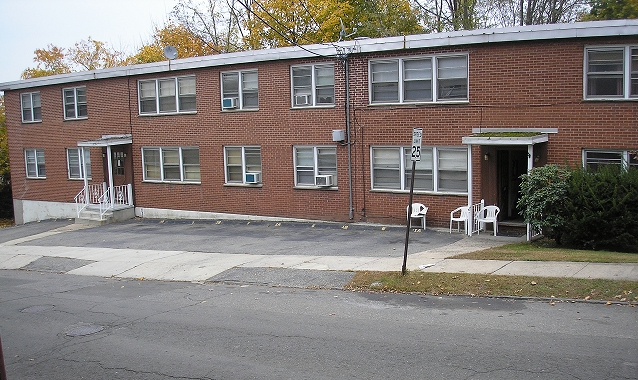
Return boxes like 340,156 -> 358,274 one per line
581,0 -> 638,20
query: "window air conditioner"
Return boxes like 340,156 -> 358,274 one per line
294,94 -> 310,106
222,97 -> 238,109
245,172 -> 262,184
315,174 -> 333,187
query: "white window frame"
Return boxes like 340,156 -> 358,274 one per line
369,54 -> 468,104
583,149 -> 638,171
224,146 -> 262,184
141,147 -> 200,183
291,64 -> 335,108
371,146 -> 468,194
24,148 -> 45,178
21,92 -> 42,123
67,148 -> 91,179
221,70 -> 259,110
584,45 -> 637,100
63,86 -> 88,120
138,76 -> 197,115
293,146 -> 338,187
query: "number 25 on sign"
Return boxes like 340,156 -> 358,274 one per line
411,128 -> 423,161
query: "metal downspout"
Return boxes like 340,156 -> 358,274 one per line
345,55 -> 354,220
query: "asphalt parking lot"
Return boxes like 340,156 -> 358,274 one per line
0,218 -> 465,258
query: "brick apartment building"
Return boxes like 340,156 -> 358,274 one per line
1,20 -> 637,233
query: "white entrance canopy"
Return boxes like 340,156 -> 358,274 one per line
76,134 -> 132,210
77,134 -> 132,147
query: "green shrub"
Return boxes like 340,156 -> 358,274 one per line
517,165 -> 572,244
562,166 -> 638,253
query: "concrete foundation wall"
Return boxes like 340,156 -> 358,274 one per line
14,199 -> 76,224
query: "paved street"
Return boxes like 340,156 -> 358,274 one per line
1,270 -> 637,380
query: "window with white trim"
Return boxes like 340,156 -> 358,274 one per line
370,54 -> 468,104
21,92 -> 42,122
291,64 -> 335,107
294,146 -> 337,186
224,146 -> 262,184
138,76 -> 196,114
371,146 -> 467,193
25,149 -> 45,178
63,87 -> 87,119
67,148 -> 91,179
585,46 -> 638,99
142,147 -> 200,183
584,149 -> 638,171
221,70 -> 258,110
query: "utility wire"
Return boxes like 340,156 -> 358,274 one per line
237,0 -> 335,57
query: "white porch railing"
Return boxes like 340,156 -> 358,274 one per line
470,199 -> 485,235
75,182 -> 132,220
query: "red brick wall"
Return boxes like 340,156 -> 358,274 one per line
6,35 -> 638,226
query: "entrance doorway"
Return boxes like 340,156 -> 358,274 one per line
497,149 -> 527,221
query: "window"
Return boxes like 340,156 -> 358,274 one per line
63,87 -> 87,119
142,147 -> 200,183
291,64 -> 334,107
67,148 -> 91,179
585,46 -> 638,99
138,76 -> 196,114
21,92 -> 41,122
370,54 -> 468,104
294,146 -> 337,186
371,146 -> 468,193
584,150 -> 638,171
25,149 -> 45,178
224,146 -> 262,184
221,70 -> 258,110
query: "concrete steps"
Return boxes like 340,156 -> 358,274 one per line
75,206 -> 135,226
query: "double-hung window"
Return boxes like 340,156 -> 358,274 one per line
25,149 -> 45,178
224,146 -> 262,184
142,147 -> 200,183
371,146 -> 467,193
63,87 -> 87,119
138,76 -> 196,114
294,146 -> 337,187
585,46 -> 637,99
584,149 -> 638,171
370,54 -> 468,104
291,64 -> 335,107
67,148 -> 91,179
21,92 -> 42,122
221,70 -> 258,110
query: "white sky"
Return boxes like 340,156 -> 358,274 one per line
0,0 -> 178,84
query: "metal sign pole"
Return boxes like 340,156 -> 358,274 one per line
402,128 -> 422,275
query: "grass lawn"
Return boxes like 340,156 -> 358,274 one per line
451,240 -> 638,263
347,239 -> 638,303
347,271 -> 638,304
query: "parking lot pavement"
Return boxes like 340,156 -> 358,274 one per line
0,219 -> 74,244
2,218 -> 466,258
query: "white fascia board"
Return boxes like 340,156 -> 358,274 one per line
461,134 -> 549,146
2,20 -> 637,91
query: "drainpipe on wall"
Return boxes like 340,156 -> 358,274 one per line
344,55 -> 354,220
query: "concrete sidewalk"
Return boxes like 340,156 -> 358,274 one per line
0,220 -> 637,285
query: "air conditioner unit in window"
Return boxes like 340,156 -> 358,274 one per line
245,172 -> 262,184
222,97 -> 238,109
315,174 -> 333,187
294,94 -> 311,106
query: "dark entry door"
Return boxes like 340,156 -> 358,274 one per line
497,149 -> 527,220
102,145 -> 133,187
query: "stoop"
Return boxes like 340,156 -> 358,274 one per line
75,205 -> 135,226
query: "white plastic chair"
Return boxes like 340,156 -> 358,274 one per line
407,203 -> 428,229
449,206 -> 470,234
475,205 -> 500,236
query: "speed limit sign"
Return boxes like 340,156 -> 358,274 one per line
411,128 -> 423,161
